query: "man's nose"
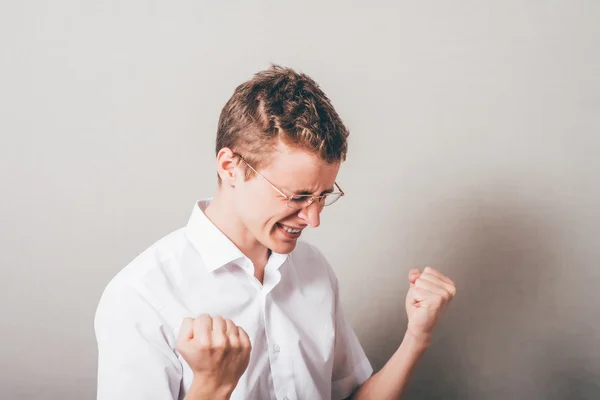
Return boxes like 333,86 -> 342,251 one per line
298,201 -> 321,228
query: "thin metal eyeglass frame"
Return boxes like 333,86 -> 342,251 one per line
233,153 -> 345,209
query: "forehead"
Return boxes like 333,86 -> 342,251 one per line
262,143 -> 340,192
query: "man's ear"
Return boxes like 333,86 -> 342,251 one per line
216,147 -> 238,186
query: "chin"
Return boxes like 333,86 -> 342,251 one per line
268,237 -> 298,255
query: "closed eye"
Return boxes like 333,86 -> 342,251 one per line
289,195 -> 308,203
293,188 -> 334,197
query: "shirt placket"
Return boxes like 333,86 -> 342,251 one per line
261,260 -> 296,400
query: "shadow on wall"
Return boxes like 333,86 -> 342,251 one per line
370,185 -> 598,400
535,336 -> 600,400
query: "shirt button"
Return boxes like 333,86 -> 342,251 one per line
283,397 -> 289,400
273,344 -> 280,353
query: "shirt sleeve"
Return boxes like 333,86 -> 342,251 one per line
330,276 -> 374,400
94,282 -> 182,400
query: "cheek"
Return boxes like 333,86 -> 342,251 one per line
236,186 -> 285,225
236,182 -> 266,207
255,202 -> 296,231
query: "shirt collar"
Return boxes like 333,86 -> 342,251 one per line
185,199 -> 288,272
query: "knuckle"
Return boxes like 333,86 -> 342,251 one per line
226,319 -> 238,330
211,335 -> 229,349
240,336 -> 251,349
197,342 -> 212,351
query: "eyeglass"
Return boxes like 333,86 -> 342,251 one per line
234,153 -> 345,209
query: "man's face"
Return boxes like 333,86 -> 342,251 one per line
233,142 -> 340,254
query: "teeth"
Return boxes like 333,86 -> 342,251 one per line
282,225 -> 301,234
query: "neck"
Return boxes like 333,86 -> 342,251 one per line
204,189 -> 270,275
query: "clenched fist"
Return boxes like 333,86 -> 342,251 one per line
178,314 -> 251,400
405,266 -> 456,340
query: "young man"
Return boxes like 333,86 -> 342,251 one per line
94,65 -> 456,400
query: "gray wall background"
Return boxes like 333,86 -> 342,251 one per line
1,1 -> 599,399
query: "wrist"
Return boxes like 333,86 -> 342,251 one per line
186,374 -> 234,400
404,327 -> 432,349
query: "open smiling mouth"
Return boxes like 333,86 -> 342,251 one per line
276,222 -> 303,238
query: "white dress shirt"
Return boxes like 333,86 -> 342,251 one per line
95,199 -> 372,400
